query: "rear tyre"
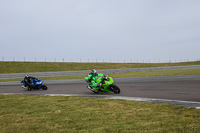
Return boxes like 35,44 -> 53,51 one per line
111,84 -> 120,94
28,86 -> 32,91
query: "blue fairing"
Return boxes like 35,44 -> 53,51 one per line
20,78 -> 47,91
20,78 -> 44,88
30,79 -> 43,86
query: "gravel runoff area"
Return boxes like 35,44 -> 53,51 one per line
1,65 -> 200,79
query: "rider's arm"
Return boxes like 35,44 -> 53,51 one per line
97,73 -> 104,77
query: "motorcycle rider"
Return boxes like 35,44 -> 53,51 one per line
85,69 -> 106,92
22,74 -> 35,88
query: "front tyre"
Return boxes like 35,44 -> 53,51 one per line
111,84 -> 120,94
42,85 -> 48,90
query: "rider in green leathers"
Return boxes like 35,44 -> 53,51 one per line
85,69 -> 120,94
85,69 -> 105,92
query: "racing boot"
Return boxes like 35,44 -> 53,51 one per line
87,86 -> 92,91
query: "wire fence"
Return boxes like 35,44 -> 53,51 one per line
1,56 -> 200,63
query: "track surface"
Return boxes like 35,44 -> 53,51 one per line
1,81 -> 200,101
1,76 -> 200,107
1,76 -> 200,102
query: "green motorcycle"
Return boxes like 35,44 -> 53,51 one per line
85,75 -> 120,94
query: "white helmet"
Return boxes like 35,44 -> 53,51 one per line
91,69 -> 97,74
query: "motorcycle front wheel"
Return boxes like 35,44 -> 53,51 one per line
111,84 -> 120,94
42,85 -> 48,90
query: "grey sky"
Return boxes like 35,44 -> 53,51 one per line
0,0 -> 200,63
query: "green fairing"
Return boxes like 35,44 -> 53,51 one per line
97,77 -> 114,92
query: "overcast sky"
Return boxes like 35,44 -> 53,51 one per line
0,0 -> 200,63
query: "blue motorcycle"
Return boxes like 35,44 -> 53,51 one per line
21,78 -> 48,91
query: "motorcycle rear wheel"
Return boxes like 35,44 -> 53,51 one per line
28,86 -> 32,91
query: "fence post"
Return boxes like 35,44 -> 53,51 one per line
24,57 -> 26,62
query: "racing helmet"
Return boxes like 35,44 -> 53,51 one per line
91,69 -> 97,74
25,74 -> 30,77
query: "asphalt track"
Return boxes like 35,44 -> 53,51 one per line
1,75 -> 200,108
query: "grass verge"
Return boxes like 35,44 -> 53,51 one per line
1,68 -> 200,82
1,61 -> 200,74
0,94 -> 200,133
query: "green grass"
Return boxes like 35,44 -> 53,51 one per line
1,61 -> 200,74
109,68 -> 200,78
0,94 -> 200,133
1,68 -> 200,82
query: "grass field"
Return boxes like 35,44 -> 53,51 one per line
1,61 -> 200,74
1,61 -> 200,132
0,94 -> 200,133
